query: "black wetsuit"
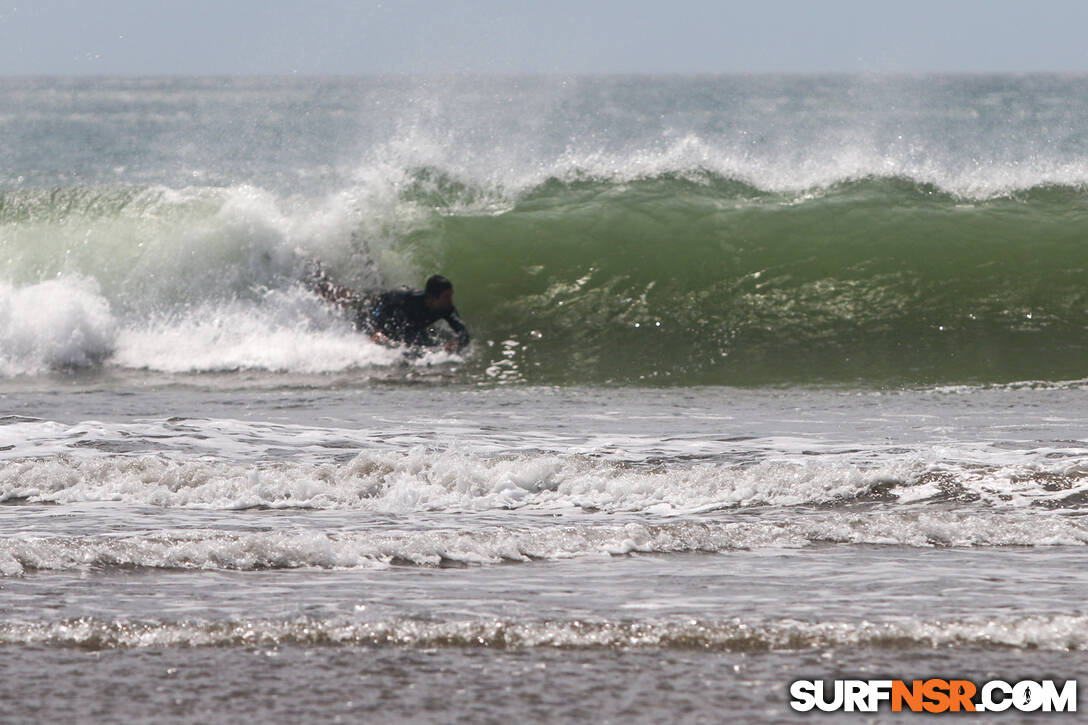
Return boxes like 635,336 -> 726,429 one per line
357,288 -> 470,349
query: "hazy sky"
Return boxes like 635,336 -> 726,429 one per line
3,0 -> 1088,75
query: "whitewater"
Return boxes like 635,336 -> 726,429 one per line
3,75 -> 1088,723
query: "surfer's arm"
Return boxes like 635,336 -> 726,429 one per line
316,280 -> 359,310
444,309 -> 470,351
306,260 -> 359,310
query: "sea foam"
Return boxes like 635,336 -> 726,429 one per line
0,277 -> 117,376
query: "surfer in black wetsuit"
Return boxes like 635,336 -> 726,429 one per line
306,262 -> 470,352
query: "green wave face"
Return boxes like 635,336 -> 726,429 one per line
412,176 -> 1088,386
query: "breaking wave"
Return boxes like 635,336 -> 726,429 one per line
4,174 -> 1088,386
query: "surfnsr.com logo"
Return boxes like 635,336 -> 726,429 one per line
789,679 -> 1077,713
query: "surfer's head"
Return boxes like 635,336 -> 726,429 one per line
424,274 -> 454,312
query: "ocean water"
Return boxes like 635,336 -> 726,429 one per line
2,75 -> 1088,723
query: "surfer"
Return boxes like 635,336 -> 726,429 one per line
306,262 -> 470,353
